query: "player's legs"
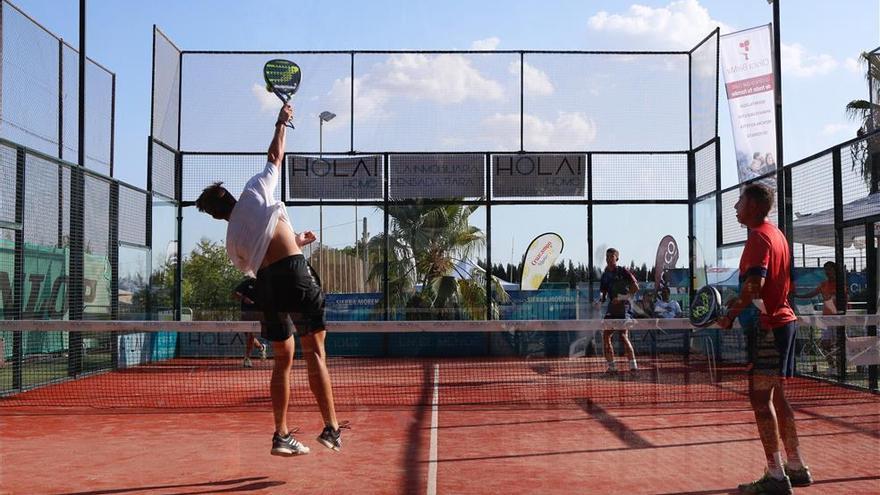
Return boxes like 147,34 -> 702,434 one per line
246,333 -> 257,358
258,258 -> 310,456
619,329 -> 637,363
300,329 -> 338,430
739,324 -> 800,493
270,336 -> 295,435
772,382 -> 800,461
749,374 -> 783,465
602,329 -> 616,367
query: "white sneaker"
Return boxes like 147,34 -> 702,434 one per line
260,345 -> 267,360
271,431 -> 310,456
604,362 -> 617,375
628,359 -> 638,371
243,357 -> 253,368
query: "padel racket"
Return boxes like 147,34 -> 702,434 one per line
263,59 -> 301,128
689,285 -> 725,327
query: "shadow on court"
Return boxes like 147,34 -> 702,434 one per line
55,477 -> 285,495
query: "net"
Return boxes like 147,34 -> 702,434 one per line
0,317 -> 877,410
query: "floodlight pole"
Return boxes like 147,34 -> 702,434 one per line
771,0 -> 787,232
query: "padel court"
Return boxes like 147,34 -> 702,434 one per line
1,320 -> 879,494
2,1 -> 880,493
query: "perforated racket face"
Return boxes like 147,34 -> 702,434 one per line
689,285 -> 721,327
264,59 -> 301,99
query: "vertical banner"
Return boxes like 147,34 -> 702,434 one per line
653,235 -> 679,289
720,25 -> 777,183
520,232 -> 564,290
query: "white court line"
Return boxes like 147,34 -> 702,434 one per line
427,363 -> 439,495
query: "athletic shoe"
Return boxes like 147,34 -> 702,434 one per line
271,431 -> 310,456
627,359 -> 638,371
260,345 -> 267,360
316,421 -> 350,452
737,472 -> 792,494
784,464 -> 813,487
243,357 -> 253,368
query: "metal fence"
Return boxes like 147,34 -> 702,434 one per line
150,27 -> 721,324
2,4 -> 877,396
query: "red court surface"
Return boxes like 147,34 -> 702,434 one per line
2,393 -> 878,494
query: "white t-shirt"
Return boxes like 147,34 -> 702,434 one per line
653,299 -> 682,319
225,161 -> 291,277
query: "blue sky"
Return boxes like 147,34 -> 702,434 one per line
9,0 -> 879,281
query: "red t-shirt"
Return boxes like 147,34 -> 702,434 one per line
739,221 -> 797,329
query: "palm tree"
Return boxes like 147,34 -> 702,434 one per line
846,50 -> 880,192
366,200 -> 509,320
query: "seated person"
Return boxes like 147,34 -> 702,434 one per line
653,287 -> 682,318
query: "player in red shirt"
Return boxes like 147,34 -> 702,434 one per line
717,184 -> 811,494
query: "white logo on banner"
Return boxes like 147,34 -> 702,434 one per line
492,154 -> 585,198
287,156 -> 383,199
720,25 -> 777,184
520,232 -> 564,290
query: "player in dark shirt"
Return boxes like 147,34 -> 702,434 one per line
599,248 -> 639,373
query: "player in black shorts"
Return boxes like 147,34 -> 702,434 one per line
196,104 -> 346,456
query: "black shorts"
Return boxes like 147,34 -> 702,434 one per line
255,254 -> 326,341
241,310 -> 262,335
747,321 -> 797,378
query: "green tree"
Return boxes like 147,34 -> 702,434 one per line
846,51 -> 880,192
181,239 -> 242,320
367,200 -> 509,320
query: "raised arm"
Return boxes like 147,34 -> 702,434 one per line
267,104 -> 294,168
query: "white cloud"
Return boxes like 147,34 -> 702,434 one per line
587,1 -> 841,80
323,75 -> 390,127
471,37 -> 500,50
845,57 -> 863,75
587,0 -> 730,49
821,123 -> 856,136
380,53 -> 504,103
481,112 -> 597,149
782,43 -> 837,78
508,61 -> 554,96
251,83 -> 280,113
324,52 -> 506,128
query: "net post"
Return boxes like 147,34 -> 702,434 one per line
382,152 -> 390,355
484,152 -> 492,354
109,181 -> 119,368
174,151 -> 183,321
783,165 -> 794,266
11,145 -> 26,390
587,153 -> 594,305
687,151 -> 696,305
866,222 -> 878,390
832,145 -> 846,381
174,46 -> 183,322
